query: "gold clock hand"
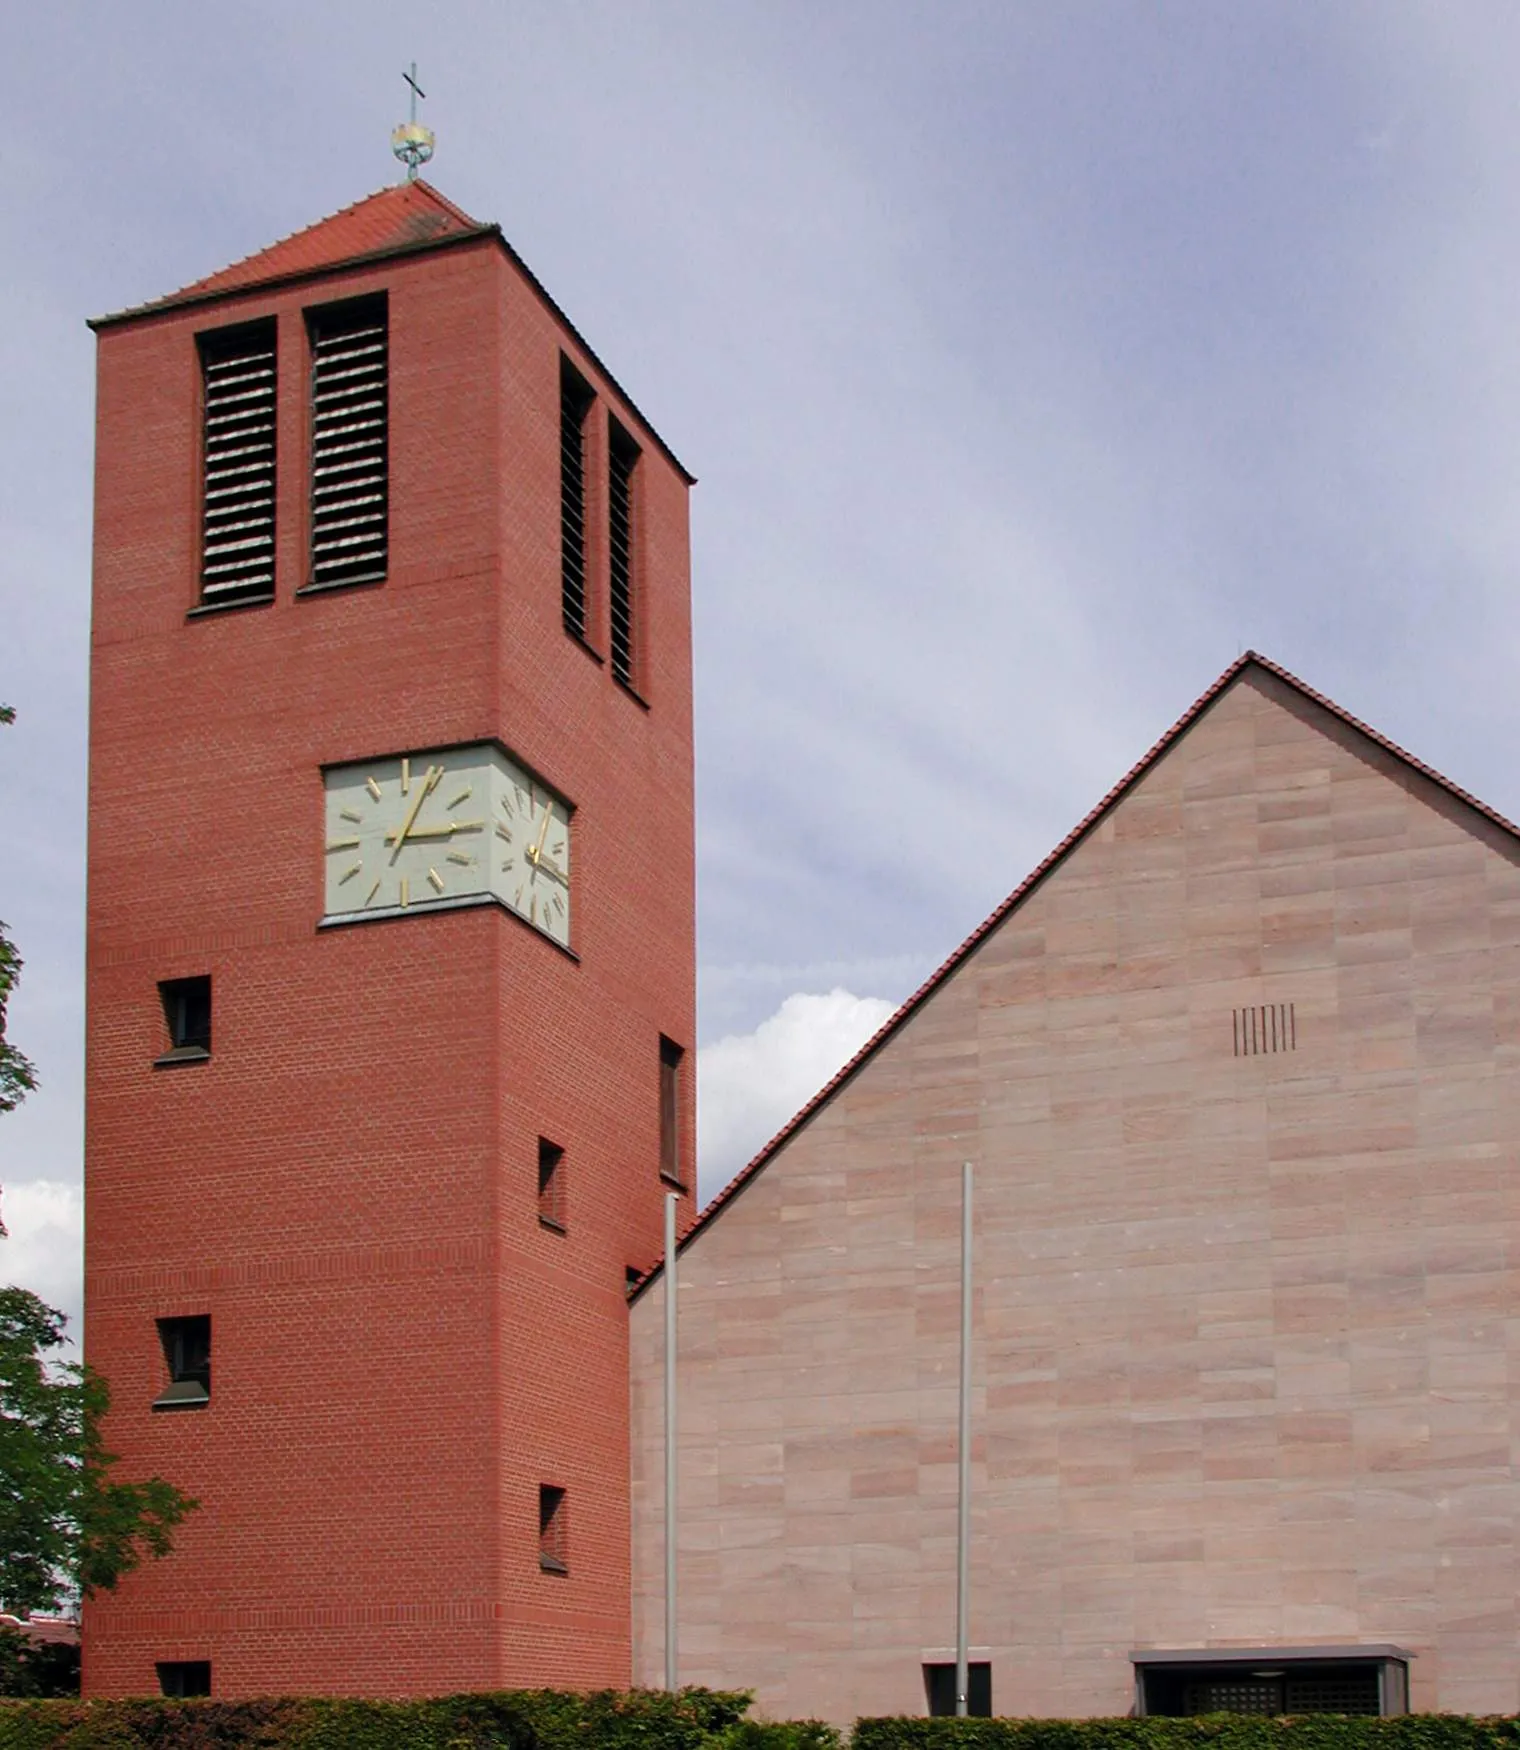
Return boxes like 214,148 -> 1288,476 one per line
388,765 -> 441,863
533,856 -> 569,886
530,796 -> 554,866
386,819 -> 483,842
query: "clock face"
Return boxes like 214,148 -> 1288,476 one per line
492,769 -> 572,945
323,745 -> 571,945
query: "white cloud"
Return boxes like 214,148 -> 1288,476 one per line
697,988 -> 896,1202
1,1180 -> 83,1341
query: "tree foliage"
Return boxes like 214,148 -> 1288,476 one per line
0,1287 -> 196,1616
0,706 -> 38,1120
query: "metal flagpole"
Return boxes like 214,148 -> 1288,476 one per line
664,1190 -> 679,1690
955,1159 -> 973,1717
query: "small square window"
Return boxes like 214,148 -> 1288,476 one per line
538,1138 -> 566,1232
924,1662 -> 991,1717
154,1315 -> 211,1411
157,1660 -> 211,1697
539,1484 -> 567,1574
157,977 -> 211,1065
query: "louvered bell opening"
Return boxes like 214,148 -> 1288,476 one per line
200,328 -> 277,605
310,307 -> 388,587
561,365 -> 592,639
608,428 -> 637,684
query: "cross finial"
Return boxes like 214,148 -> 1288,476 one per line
391,62 -> 435,182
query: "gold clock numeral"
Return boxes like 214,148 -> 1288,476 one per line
531,893 -> 538,925
366,777 -> 382,802
514,884 -> 524,906
428,868 -> 445,893
400,877 -> 410,908
340,808 -> 362,824
365,880 -> 381,906
496,822 -> 513,843
447,852 -> 474,866
447,786 -> 472,809
553,893 -> 564,914
339,862 -> 362,884
326,837 -> 360,852
401,757 -> 410,795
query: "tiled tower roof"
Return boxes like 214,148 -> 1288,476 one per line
90,181 -> 494,326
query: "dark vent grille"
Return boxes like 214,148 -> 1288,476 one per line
309,301 -> 387,587
1286,1673 -> 1380,1715
1233,1002 -> 1296,1056
1185,1680 -> 1281,1717
200,323 -> 277,604
561,360 -> 593,639
609,421 -> 638,684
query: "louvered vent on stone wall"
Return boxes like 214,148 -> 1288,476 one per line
200,322 -> 277,605
309,299 -> 388,588
1233,1002 -> 1296,1056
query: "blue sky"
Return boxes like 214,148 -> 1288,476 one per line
5,3 -> 1520,1330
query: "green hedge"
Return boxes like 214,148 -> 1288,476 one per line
852,1719 -> 1520,1750
0,1686 -> 841,1750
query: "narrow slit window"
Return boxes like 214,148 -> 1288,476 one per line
539,1484 -> 567,1573
157,976 -> 212,1065
199,320 -> 277,606
308,297 -> 388,588
659,1036 -> 684,1189
608,419 -> 640,686
154,1315 -> 211,1411
538,1137 -> 566,1232
560,359 -> 594,640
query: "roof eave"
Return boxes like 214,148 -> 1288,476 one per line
86,224 -> 500,330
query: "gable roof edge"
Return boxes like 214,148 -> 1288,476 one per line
630,649 -> 1520,1297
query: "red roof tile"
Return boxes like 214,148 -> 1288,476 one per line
631,651 -> 1520,1288
93,181 -> 493,324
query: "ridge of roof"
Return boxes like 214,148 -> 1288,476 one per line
90,181 -> 491,326
631,651 -> 1520,1293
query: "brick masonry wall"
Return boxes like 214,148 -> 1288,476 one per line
631,670 -> 1520,1722
85,229 -> 695,1696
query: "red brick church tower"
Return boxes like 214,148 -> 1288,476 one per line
82,180 -> 695,1697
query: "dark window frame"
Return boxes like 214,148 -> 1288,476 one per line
538,1137 -> 566,1233
607,417 -> 640,690
538,1483 -> 568,1574
157,1660 -> 211,1698
924,1662 -> 992,1717
560,357 -> 595,644
154,1314 -> 211,1412
302,293 -> 389,593
1133,1648 -> 1411,1718
156,977 -> 212,1067
659,1036 -> 685,1190
197,318 -> 278,610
